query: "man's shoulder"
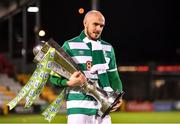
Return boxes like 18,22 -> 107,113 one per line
100,39 -> 112,47
62,35 -> 83,49
64,36 -> 82,43
100,39 -> 114,52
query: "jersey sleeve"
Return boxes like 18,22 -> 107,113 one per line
49,41 -> 70,87
49,71 -> 68,87
107,46 -> 123,92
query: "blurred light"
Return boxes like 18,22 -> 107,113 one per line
78,8 -> 84,14
21,49 -> 26,56
154,80 -> 165,88
118,66 -> 149,72
118,66 -> 136,72
38,30 -> 46,37
157,65 -> 180,72
137,66 -> 149,72
41,40 -> 46,43
27,7 -> 39,12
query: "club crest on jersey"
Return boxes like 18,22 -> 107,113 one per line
86,61 -> 92,70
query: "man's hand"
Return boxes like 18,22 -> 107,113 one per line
67,71 -> 87,87
110,99 -> 123,112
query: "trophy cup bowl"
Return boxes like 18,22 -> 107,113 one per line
33,39 -> 124,118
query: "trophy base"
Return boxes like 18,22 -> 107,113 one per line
101,91 -> 124,118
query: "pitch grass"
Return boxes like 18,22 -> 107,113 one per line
0,112 -> 180,123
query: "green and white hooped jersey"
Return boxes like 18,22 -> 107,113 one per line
61,31 -> 123,116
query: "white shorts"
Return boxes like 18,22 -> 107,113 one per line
67,114 -> 111,124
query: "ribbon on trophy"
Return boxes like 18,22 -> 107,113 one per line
7,47 -> 66,122
42,88 -> 65,122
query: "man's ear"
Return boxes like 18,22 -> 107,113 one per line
83,20 -> 86,27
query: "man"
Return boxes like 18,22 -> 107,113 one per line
50,10 -> 123,124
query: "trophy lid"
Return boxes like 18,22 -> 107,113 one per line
33,41 -> 45,56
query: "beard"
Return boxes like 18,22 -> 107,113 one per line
86,28 -> 101,41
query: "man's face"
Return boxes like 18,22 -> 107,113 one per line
84,14 -> 105,40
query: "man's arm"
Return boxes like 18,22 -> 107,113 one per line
107,46 -> 123,92
49,71 -> 68,87
50,70 -> 86,87
107,46 -> 123,111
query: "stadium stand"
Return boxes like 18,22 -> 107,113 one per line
0,73 -> 55,115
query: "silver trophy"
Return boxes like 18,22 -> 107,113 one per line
33,39 -> 124,118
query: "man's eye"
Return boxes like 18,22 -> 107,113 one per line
100,25 -> 104,28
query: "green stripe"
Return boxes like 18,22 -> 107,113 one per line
92,50 -> 105,65
106,51 -> 111,58
108,71 -> 123,92
98,73 -> 110,87
67,93 -> 95,101
67,108 -> 97,115
78,64 -> 87,70
68,49 -> 91,57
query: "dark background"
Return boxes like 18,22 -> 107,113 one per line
41,0 -> 180,65
0,0 -> 180,65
